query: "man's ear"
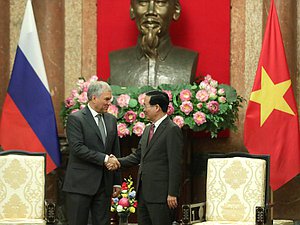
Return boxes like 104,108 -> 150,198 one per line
173,1 -> 181,21
130,6 -> 135,20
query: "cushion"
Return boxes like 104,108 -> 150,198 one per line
0,154 -> 45,221
205,157 -> 266,222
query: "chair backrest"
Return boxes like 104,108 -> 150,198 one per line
0,150 -> 46,220
205,152 -> 270,223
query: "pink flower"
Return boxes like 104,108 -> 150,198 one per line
108,105 -> 119,117
117,123 -> 130,138
71,89 -> 79,98
117,94 -> 130,108
196,90 -> 209,102
89,75 -> 98,82
218,96 -> 227,103
173,116 -> 184,128
180,101 -> 193,115
207,101 -> 220,114
81,81 -> 90,92
197,103 -> 203,109
139,112 -> 145,118
138,93 -> 146,105
124,110 -> 137,123
133,122 -> 146,137
193,112 -> 206,125
204,74 -> 212,82
167,103 -> 174,115
71,109 -> 79,114
65,97 -> 76,107
217,88 -> 225,95
208,86 -> 217,95
163,90 -> 173,101
199,81 -> 209,90
118,198 -> 130,207
80,104 -> 86,109
179,89 -> 192,101
210,80 -> 218,88
78,92 -> 88,103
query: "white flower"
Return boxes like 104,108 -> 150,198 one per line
116,205 -> 123,212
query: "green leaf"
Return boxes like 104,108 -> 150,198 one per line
129,99 -> 138,108
219,84 -> 237,103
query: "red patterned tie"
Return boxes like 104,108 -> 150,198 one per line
148,124 -> 155,144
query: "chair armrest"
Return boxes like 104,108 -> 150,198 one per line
182,202 -> 205,225
45,200 -> 57,224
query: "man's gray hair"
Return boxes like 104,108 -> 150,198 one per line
87,81 -> 112,101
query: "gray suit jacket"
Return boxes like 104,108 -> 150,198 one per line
63,106 -> 121,196
119,117 -> 183,203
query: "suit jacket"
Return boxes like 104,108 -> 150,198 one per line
63,106 -> 121,196
109,35 -> 198,87
119,116 -> 183,203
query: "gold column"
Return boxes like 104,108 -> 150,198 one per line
82,0 -> 97,79
64,0 -> 82,99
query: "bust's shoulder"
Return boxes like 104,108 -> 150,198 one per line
171,46 -> 198,58
109,47 -> 137,58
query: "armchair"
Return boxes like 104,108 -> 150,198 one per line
0,150 -> 55,225
182,152 -> 272,225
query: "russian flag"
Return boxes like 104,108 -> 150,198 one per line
0,0 -> 61,173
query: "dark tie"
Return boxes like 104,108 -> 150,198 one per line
148,123 -> 155,144
96,114 -> 106,145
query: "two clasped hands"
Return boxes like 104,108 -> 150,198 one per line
105,154 -> 120,170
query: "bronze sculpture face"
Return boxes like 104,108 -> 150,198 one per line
130,0 -> 181,59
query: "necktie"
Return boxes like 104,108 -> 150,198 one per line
148,123 -> 155,144
97,114 -> 106,145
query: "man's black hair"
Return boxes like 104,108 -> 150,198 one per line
146,90 -> 169,112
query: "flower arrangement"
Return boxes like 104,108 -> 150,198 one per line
60,75 -> 244,138
111,176 -> 137,216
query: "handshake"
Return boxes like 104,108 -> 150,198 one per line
105,154 -> 120,170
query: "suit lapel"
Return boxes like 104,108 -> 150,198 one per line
82,107 -> 103,142
143,117 -> 169,159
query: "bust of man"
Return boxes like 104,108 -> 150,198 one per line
109,0 -> 198,87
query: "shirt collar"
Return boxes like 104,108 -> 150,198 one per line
88,103 -> 99,118
153,114 -> 167,130
136,35 -> 173,61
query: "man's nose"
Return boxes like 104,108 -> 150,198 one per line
146,0 -> 155,15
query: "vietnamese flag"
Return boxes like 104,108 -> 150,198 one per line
244,0 -> 300,191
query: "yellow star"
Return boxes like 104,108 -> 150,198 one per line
250,66 -> 295,126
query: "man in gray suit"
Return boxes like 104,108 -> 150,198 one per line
63,81 -> 121,225
109,0 -> 198,87
109,90 -> 183,225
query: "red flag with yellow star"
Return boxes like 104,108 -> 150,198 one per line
244,0 -> 300,190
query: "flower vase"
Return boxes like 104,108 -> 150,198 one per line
118,213 -> 129,225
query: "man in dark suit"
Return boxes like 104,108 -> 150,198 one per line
109,90 -> 183,225
109,0 -> 198,87
63,81 -> 121,225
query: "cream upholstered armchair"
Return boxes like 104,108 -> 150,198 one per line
182,152 -> 272,225
0,150 -> 55,225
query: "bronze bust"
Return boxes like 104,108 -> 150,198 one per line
109,0 -> 198,87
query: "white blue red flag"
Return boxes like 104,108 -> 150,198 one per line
0,0 -> 61,173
